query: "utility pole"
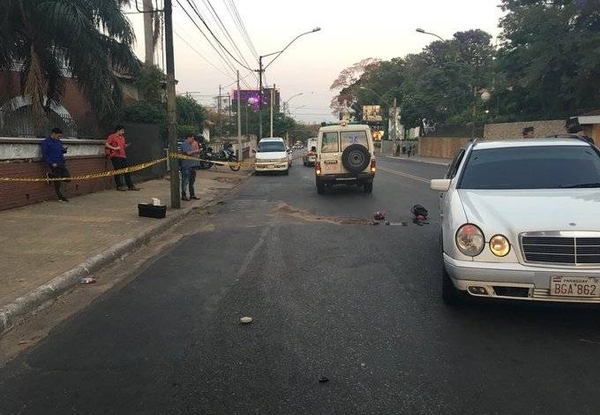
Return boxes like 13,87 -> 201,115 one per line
237,71 -> 243,162
257,56 -> 264,141
392,97 -> 398,156
143,0 -> 154,65
164,0 -> 179,208
270,85 -> 275,137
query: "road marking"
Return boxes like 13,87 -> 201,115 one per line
378,166 -> 430,184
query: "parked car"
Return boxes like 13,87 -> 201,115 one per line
431,137 -> 600,305
314,121 -> 376,194
254,137 -> 290,175
302,137 -> 318,167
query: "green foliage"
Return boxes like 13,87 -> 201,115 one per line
497,0 -> 600,119
331,2 -> 600,133
137,64 -> 166,103
121,94 -> 207,142
177,94 -> 207,129
0,0 -> 139,124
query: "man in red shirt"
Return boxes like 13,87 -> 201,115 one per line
104,125 -> 139,191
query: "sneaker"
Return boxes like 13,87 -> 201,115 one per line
58,196 -> 69,202
181,196 -> 190,201
190,196 -> 200,200
127,187 -> 140,191
117,186 -> 127,191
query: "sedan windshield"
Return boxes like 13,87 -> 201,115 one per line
458,145 -> 600,189
258,142 -> 286,152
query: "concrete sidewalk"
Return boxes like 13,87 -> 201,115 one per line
0,165 -> 253,335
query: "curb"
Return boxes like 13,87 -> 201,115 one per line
381,154 -> 450,166
0,203 -> 194,336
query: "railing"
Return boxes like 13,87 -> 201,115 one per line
0,107 -> 100,139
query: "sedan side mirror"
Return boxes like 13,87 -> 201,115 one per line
430,179 -> 451,191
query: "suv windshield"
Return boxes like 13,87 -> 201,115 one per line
258,142 -> 285,152
458,145 -> 600,189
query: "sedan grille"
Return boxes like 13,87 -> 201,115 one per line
521,235 -> 600,265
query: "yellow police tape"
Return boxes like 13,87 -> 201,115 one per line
0,152 -> 256,182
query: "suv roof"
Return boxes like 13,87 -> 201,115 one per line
259,137 -> 284,142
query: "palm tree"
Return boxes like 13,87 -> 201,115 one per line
0,0 -> 140,125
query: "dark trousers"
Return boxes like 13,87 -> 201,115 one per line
48,165 -> 70,198
110,157 -> 134,189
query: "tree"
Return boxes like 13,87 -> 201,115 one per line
497,0 -> 600,119
0,0 -> 139,124
329,58 -> 380,118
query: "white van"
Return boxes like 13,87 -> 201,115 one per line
315,121 -> 376,193
302,137 -> 318,166
254,137 -> 290,175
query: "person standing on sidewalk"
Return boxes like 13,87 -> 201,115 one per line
104,125 -> 140,191
41,127 -> 70,202
180,133 -> 200,201
522,126 -> 535,138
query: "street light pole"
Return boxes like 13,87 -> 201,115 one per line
256,27 -> 321,141
284,92 -> 303,115
415,28 -> 445,42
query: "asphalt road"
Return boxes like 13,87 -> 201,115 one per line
2,153 -> 600,415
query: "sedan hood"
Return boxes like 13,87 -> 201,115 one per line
457,189 -> 600,232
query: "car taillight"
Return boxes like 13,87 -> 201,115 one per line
315,161 -> 322,175
370,159 -> 376,173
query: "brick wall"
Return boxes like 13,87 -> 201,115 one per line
0,156 -> 114,210
419,136 -> 470,159
484,120 -> 566,139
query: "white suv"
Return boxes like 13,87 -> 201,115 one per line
254,137 -> 290,175
315,121 -> 376,194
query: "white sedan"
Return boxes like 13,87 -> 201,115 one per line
431,138 -> 600,305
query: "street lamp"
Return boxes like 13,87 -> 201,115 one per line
359,86 -> 399,155
256,27 -> 321,140
415,28 -> 445,42
284,93 -> 304,115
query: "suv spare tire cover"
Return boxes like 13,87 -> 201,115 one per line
341,144 -> 370,173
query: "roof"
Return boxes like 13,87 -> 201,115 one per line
472,138 -> 590,150
259,137 -> 284,142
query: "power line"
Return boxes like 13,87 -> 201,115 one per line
197,0 -> 255,72
182,0 -> 254,71
174,0 -> 239,77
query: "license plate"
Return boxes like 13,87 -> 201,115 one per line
550,276 -> 600,297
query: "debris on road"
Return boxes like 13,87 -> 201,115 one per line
80,277 -> 97,284
373,211 -> 385,221
319,376 -> 329,383
240,316 -> 253,324
411,204 -> 430,226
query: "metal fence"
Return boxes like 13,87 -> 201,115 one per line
0,107 -> 101,139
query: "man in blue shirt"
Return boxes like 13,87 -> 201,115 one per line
41,127 -> 70,202
180,133 -> 200,201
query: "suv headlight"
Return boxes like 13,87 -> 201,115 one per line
455,224 -> 485,256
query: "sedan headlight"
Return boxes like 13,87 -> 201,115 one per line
489,234 -> 510,257
455,224 -> 485,256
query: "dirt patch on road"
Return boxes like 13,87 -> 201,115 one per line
276,203 -> 372,225
212,176 -> 244,184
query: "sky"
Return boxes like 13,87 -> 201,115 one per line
124,0 -> 506,124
